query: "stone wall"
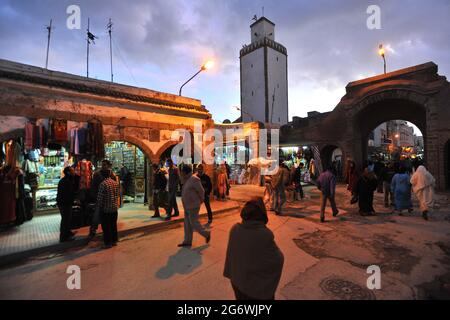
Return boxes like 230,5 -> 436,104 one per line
281,62 -> 450,190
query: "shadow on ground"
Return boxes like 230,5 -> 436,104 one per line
155,245 -> 209,279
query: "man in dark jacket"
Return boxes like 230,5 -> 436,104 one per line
152,164 -> 168,218
197,164 -> 213,224
292,163 -> 305,200
316,166 -> 339,223
166,158 -> 180,220
57,166 -> 76,242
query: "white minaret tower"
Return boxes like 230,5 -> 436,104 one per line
240,16 -> 288,124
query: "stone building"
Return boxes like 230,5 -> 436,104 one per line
0,59 -> 215,209
281,62 -> 450,190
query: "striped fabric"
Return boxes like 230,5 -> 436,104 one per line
311,145 -> 323,175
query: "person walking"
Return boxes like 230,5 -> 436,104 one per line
410,165 -> 435,220
88,159 -> 114,240
217,165 -> 228,201
391,165 -> 413,215
196,164 -> 213,224
56,166 -> 76,242
96,169 -> 120,249
346,160 -> 360,203
317,166 -> 339,222
373,157 -> 385,193
224,197 -> 284,300
292,163 -> 305,200
380,162 -> 396,208
263,174 -> 274,211
355,167 -> 378,215
224,161 -> 231,198
166,158 -> 180,220
178,165 -> 211,247
152,163 -> 168,218
271,163 -> 289,215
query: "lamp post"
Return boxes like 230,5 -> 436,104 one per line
378,44 -> 386,74
179,60 -> 214,96
234,106 -> 254,121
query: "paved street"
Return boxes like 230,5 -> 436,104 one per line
0,184 -> 449,300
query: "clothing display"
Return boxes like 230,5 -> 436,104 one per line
87,121 -> 104,160
70,127 -> 88,155
0,166 -> 18,224
75,159 -> 93,189
0,166 -> 29,225
4,140 -> 22,168
50,119 -> 68,143
25,122 -> 47,151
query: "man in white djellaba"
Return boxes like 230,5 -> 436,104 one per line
410,165 -> 435,220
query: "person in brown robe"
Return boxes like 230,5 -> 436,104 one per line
224,197 -> 284,300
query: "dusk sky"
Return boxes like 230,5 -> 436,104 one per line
0,0 -> 449,132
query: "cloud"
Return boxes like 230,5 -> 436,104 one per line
0,0 -> 449,121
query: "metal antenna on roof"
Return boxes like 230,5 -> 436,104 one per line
262,6 -> 264,17
45,19 -> 53,69
86,18 -> 98,78
107,18 -> 114,82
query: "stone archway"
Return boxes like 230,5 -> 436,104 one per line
104,134 -> 156,164
280,62 -> 450,190
352,95 -> 427,167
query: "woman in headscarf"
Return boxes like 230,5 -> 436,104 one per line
410,165 -> 435,220
224,197 -> 284,300
355,167 -> 378,215
391,165 -> 413,215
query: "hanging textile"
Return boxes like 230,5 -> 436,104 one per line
75,159 -> 93,189
86,121 -> 104,160
51,119 -> 68,142
25,122 -> 35,150
77,128 -> 87,155
5,140 -> 22,168
311,145 -> 323,176
39,125 -> 47,149
0,166 -> 18,224
15,169 -> 26,225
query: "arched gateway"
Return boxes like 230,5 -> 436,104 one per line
281,62 -> 450,190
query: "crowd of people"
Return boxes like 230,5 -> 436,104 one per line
346,157 -> 436,220
260,155 -> 437,224
55,155 -> 437,301
56,158 -> 219,248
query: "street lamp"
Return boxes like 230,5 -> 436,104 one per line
378,44 -> 386,74
234,106 -> 254,121
179,60 -> 214,96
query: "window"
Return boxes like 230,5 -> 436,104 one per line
276,56 -> 279,61
251,64 -> 253,68
252,91 -> 254,96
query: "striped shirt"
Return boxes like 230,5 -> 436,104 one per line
97,177 -> 119,213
